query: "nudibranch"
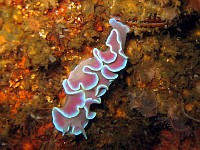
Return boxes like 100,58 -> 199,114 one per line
52,18 -> 129,139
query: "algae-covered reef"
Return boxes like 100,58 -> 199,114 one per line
0,0 -> 200,149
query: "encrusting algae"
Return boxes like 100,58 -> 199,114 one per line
0,0 -> 200,149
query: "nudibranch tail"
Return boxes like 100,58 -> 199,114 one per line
109,18 -> 130,49
52,18 -> 129,139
